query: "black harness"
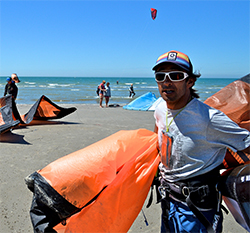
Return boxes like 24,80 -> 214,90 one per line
156,168 -> 228,233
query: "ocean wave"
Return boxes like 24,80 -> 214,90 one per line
60,84 -> 74,87
206,86 -> 222,89
22,85 -> 37,88
48,83 -> 74,87
141,86 -> 158,89
111,96 -> 133,99
24,82 -> 36,85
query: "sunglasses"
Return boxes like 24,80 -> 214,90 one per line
155,71 -> 189,83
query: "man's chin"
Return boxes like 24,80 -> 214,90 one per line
161,94 -> 174,102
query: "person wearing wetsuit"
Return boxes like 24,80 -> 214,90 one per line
4,77 -> 18,100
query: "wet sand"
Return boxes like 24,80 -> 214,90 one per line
0,104 -> 247,232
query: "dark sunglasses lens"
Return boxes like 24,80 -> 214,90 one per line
169,72 -> 185,81
155,73 -> 166,82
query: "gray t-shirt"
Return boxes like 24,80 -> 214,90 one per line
154,98 -> 250,182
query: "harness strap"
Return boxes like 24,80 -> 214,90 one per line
146,175 -> 161,208
158,180 -> 224,233
186,194 -> 214,233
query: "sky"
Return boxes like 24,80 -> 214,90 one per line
0,0 -> 249,78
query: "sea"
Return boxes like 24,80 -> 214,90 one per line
0,76 -> 237,105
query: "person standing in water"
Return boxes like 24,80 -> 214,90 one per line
104,82 -> 111,107
99,80 -> 106,108
4,77 -> 18,100
129,84 -> 135,97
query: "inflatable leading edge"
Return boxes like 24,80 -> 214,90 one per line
219,163 -> 250,231
25,129 -> 159,233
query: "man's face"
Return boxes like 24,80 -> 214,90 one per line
155,64 -> 194,110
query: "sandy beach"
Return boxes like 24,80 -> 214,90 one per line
0,104 -> 247,233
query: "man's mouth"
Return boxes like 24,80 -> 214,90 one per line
163,90 -> 174,94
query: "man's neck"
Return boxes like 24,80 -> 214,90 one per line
167,95 -> 192,110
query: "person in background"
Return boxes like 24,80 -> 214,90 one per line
152,50 -> 250,233
4,77 -> 18,100
99,80 -> 106,108
104,82 -> 111,107
11,73 -> 21,83
129,84 -> 135,97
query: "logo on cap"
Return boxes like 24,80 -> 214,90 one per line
167,52 -> 177,61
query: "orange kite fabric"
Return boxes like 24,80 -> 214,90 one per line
53,129 -> 159,233
26,129 -> 159,233
204,74 -> 250,131
0,95 -> 76,134
0,95 -> 20,133
205,74 -> 250,168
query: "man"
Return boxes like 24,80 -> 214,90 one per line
4,77 -> 18,100
11,73 -> 21,83
129,84 -> 135,97
153,50 -> 250,232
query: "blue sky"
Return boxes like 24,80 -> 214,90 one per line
0,0 -> 249,78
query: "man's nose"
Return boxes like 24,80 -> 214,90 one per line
162,76 -> 172,85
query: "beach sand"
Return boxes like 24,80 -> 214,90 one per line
0,104 -> 247,233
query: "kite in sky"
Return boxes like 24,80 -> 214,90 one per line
151,8 -> 157,20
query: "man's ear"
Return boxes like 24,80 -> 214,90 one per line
187,77 -> 195,88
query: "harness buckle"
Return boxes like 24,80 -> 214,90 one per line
182,186 -> 190,197
158,185 -> 167,199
